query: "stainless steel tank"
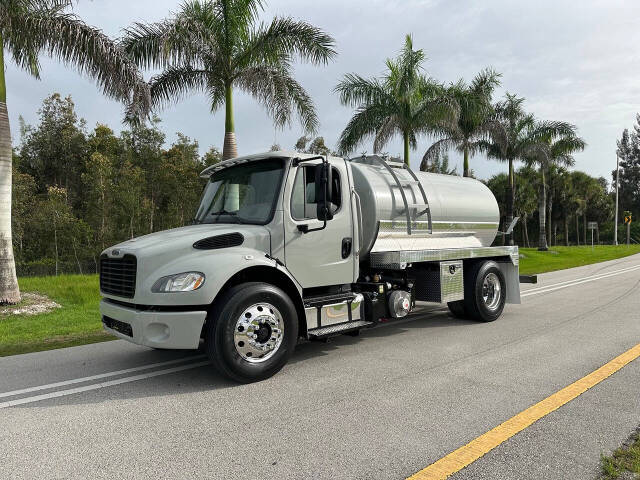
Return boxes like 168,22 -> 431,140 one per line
350,156 -> 500,257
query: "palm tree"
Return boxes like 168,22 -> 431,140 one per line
480,94 -> 536,245
527,123 -> 586,250
122,0 -> 336,160
0,0 -> 147,304
335,35 -> 457,165
513,165 -> 538,247
421,68 -> 501,177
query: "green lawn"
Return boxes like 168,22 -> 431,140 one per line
0,274 -> 112,357
600,430 -> 640,479
518,245 -> 640,275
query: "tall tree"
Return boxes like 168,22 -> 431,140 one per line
614,117 -> 640,221
122,0 -> 336,160
421,68 -> 501,177
527,122 -> 585,250
335,35 -> 457,165
481,94 -> 537,245
0,0 -> 147,303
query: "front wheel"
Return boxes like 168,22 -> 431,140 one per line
205,282 -> 298,383
463,261 -> 506,322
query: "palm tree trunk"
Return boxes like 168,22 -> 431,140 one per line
222,83 -> 238,160
575,214 -> 580,246
403,131 -> 410,166
583,213 -> 587,244
523,213 -> 530,247
564,215 -> 569,246
463,145 -> 469,177
538,167 -> 548,251
547,194 -> 553,246
0,35 -> 20,304
505,158 -> 515,246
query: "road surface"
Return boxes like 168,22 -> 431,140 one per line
2,254 -> 640,479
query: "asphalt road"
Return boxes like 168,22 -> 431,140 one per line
2,254 -> 640,479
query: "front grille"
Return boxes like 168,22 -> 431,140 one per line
102,316 -> 133,337
100,255 -> 137,298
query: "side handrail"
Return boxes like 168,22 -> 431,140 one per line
352,189 -> 364,253
402,163 -> 432,234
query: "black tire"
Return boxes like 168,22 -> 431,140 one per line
463,260 -> 506,322
447,300 -> 468,319
205,282 -> 298,383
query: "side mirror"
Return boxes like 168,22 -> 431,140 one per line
314,162 -> 333,222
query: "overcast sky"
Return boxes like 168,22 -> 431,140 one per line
6,0 -> 640,182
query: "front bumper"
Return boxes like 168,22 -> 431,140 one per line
99,299 -> 207,349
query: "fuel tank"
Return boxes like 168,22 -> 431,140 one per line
350,156 -> 500,257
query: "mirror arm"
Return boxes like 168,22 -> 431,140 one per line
292,155 -> 326,167
297,220 -> 327,234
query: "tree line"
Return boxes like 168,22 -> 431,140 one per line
12,94 -> 221,276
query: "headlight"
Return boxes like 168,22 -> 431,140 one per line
152,272 -> 205,293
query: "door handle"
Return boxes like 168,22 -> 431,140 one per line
341,238 -> 352,259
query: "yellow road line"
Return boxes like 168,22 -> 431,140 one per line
407,342 -> 640,480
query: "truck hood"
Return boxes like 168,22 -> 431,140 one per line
103,224 -> 271,257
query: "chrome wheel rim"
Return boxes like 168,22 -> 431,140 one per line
234,303 -> 284,363
482,272 -> 502,311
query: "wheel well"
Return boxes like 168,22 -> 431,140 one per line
213,266 -> 307,337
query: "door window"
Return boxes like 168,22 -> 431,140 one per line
291,166 -> 341,220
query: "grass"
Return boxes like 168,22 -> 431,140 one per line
0,274 -> 113,357
2,244 -> 640,357
600,430 -> 640,479
518,245 -> 640,275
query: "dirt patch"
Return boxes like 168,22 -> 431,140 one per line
0,293 -> 61,316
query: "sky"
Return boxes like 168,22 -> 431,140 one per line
5,0 -> 640,183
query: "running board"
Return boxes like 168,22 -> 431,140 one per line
308,320 -> 373,338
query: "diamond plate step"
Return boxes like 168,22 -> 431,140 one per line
308,320 -> 373,338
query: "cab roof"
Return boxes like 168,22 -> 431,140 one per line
199,150 -> 343,178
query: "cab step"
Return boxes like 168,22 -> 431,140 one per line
308,320 -> 373,338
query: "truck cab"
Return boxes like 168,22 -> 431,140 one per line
100,151 -> 520,382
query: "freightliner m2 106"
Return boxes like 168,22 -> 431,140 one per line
99,152 -> 520,382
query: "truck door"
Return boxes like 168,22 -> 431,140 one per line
283,158 -> 355,288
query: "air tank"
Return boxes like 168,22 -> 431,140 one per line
350,156 -> 500,257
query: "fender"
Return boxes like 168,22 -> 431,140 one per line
127,246 -> 300,307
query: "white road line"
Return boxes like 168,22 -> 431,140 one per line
0,354 -> 206,399
3,261 -> 640,410
0,361 -> 210,409
522,264 -> 640,295
522,264 -> 640,298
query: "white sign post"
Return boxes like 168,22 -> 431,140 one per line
588,222 -> 597,249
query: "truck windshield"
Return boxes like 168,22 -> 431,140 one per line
194,158 -> 285,225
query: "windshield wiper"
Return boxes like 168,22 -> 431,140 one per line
210,209 -> 242,223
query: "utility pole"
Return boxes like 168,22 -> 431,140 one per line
614,152 -> 620,245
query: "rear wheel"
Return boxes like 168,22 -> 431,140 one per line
205,282 -> 298,383
463,260 -> 506,322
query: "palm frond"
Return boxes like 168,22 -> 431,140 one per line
373,117 -> 398,153
420,137 -> 454,170
149,64 -> 213,108
3,1 -> 149,115
337,103 -> 391,156
238,16 -> 336,68
470,67 -> 501,98
334,74 -> 390,108
234,63 -> 319,133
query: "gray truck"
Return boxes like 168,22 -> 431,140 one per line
99,152 -> 520,382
